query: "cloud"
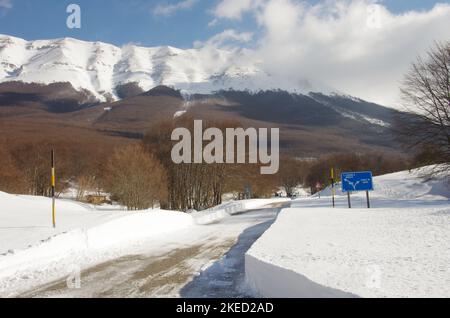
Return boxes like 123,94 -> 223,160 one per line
0,0 -> 12,9
212,0 -> 261,20
205,0 -> 450,107
153,0 -> 199,16
194,29 -> 253,48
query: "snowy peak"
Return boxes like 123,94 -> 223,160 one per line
0,34 -> 322,102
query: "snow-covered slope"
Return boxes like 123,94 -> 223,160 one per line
0,34 -> 325,102
318,166 -> 449,201
246,167 -> 450,298
0,192 -> 194,256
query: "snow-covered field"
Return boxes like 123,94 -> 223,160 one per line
0,191 -> 287,297
246,167 -> 450,298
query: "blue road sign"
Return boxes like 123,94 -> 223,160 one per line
341,171 -> 374,193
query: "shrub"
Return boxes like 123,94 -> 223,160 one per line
103,144 -> 167,210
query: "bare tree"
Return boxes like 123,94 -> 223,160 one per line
9,141 -> 73,196
0,140 -> 27,194
278,156 -> 309,197
398,41 -> 450,175
75,175 -> 97,201
103,144 -> 168,210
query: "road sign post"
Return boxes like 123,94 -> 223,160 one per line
341,171 -> 374,209
347,192 -> 351,209
51,149 -> 56,228
331,168 -> 335,208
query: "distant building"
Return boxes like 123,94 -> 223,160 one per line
85,195 -> 109,205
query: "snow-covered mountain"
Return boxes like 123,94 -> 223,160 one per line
0,34 -> 327,102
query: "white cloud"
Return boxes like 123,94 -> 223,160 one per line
213,0 -> 260,20
153,0 -> 199,16
194,29 -> 253,48
0,0 -> 12,9
205,0 -> 450,107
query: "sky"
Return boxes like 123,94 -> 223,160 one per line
0,0 -> 446,47
1,0 -> 450,106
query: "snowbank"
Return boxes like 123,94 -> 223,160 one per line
246,168 -> 450,298
192,198 -> 290,225
0,192 -> 193,297
0,191 -> 129,254
245,254 -> 357,298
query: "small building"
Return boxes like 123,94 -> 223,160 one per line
85,195 -> 109,205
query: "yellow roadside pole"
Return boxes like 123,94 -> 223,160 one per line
331,168 -> 336,208
51,149 -> 56,228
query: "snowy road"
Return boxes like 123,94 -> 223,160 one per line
20,203 -> 289,298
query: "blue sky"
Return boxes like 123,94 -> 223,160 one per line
0,0 -> 447,48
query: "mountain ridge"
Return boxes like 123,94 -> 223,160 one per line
0,34 -> 334,103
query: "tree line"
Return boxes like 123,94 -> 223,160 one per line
0,119 -> 280,210
0,133 -> 411,210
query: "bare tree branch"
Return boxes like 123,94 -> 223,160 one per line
397,41 -> 450,177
